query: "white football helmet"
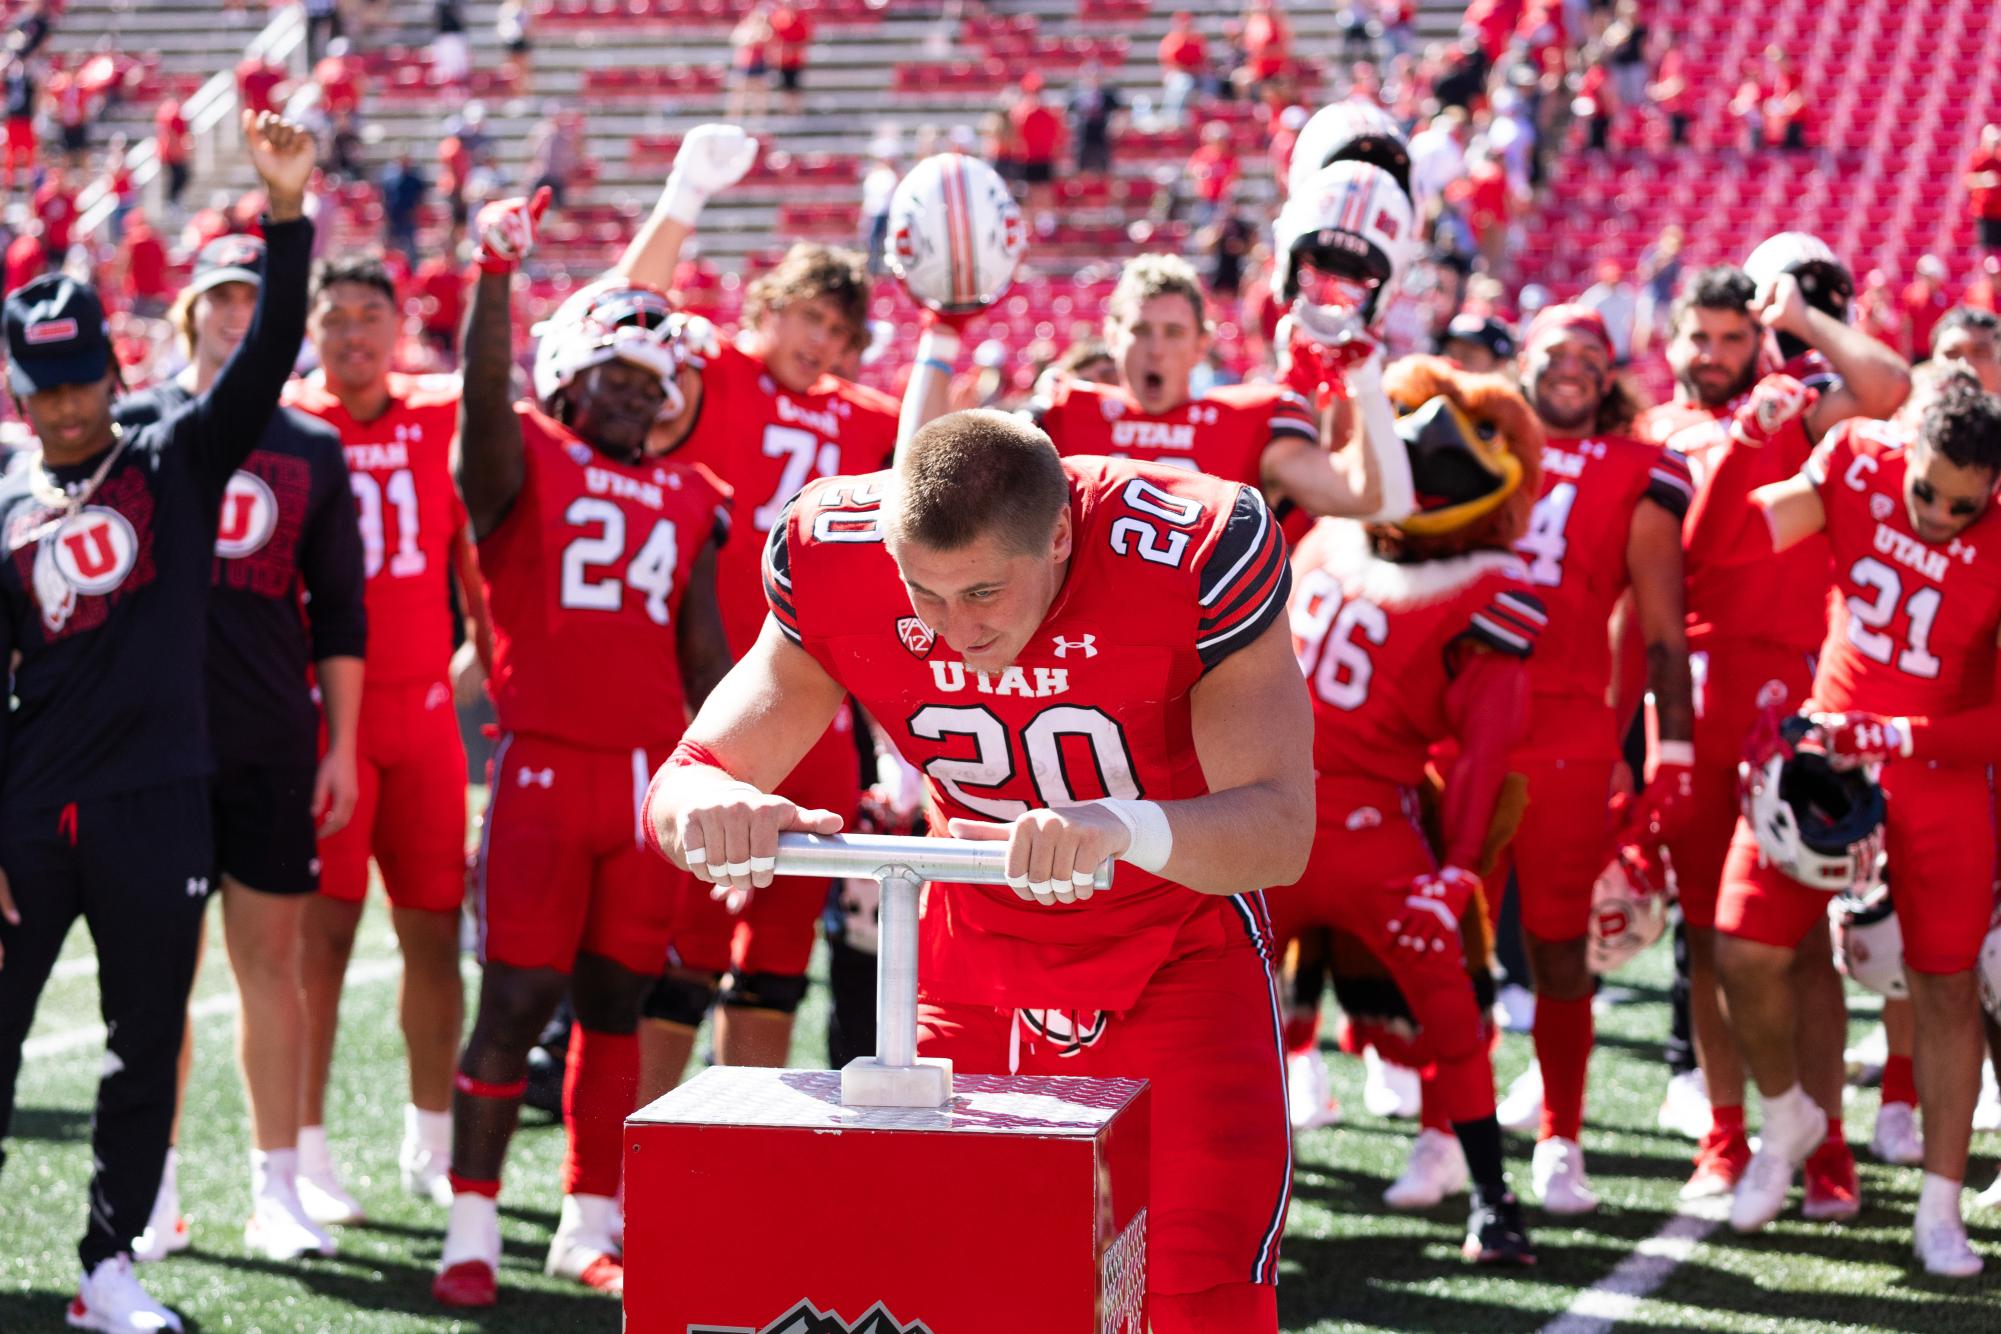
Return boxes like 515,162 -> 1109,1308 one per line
1286,99 -> 1412,201
1587,849 -> 1668,975
1831,880 -> 1907,999
886,152 -> 1025,314
1271,161 -> 1415,325
531,279 -> 703,419
1744,231 -> 1854,362
1979,912 -> 2001,1024
1740,713 -> 1887,894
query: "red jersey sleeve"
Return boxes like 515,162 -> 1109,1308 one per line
1644,446 -> 1695,520
1803,418 -> 1852,495
762,493 -> 804,648
1460,584 -> 1548,661
1265,388 -> 1319,447
1194,482 -> 1290,670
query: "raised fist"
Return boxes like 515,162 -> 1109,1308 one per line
242,110 -> 315,216
472,186 -> 553,275
672,124 -> 759,197
1280,307 -> 1379,409
1729,373 -> 1817,448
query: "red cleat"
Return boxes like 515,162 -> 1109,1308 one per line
1802,1141 -> 1860,1221
1682,1125 -> 1752,1201
572,1253 -> 624,1295
432,1259 -> 498,1307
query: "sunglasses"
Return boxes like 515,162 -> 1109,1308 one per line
1910,477 -> 1986,518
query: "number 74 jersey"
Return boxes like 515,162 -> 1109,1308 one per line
479,403 -> 730,750
1806,418 -> 2001,716
764,456 -> 1291,1010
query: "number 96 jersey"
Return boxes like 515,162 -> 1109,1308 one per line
765,456 -> 1291,1010
479,403 -> 730,750
1806,419 -> 2001,717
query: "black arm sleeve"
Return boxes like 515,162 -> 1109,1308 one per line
175,214 -> 313,503
297,420 -> 369,663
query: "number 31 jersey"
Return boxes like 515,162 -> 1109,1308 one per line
284,371 -> 465,686
1806,418 -> 2001,717
676,341 -> 899,655
479,403 -> 729,750
765,456 -> 1291,1010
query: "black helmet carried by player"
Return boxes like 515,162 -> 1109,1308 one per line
1744,232 -> 1855,363
1739,711 -> 1886,894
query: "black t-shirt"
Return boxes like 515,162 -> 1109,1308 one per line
3,70 -> 34,121
0,215 -> 312,807
116,373 -> 366,770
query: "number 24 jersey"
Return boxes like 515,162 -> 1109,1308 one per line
764,456 -> 1291,1010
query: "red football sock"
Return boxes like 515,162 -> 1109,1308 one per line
1711,1102 -> 1746,1137
1881,1054 -> 1917,1108
1419,1072 -> 1454,1134
1534,993 -> 1593,1142
562,1026 -> 639,1198
1281,1010 -> 1320,1057
448,1174 -> 500,1199
1150,1282 -> 1278,1333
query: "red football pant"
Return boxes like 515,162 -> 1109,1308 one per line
1669,643 -> 1816,928
318,679 -> 467,912
917,902 -> 1290,1296
666,719 -> 860,978
1263,775 -> 1495,1122
1494,753 -> 1617,943
476,732 -> 687,975
1717,759 -> 1996,973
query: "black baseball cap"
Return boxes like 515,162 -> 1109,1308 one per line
1438,312 -> 1516,362
5,272 -> 111,396
187,233 -> 266,296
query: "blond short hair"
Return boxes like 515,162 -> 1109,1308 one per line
1106,252 -> 1210,332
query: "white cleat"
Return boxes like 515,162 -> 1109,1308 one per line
1915,1214 -> 1984,1278
1972,1171 -> 2001,1212
1362,1047 -> 1421,1120
1531,1136 -> 1599,1215
1869,1101 -> 1924,1166
66,1255 -> 183,1332
1497,1061 -> 1544,1134
1286,1049 -> 1343,1133
400,1144 -> 455,1207
131,1155 -> 187,1264
1383,1129 -> 1469,1210
545,1194 -> 624,1294
295,1169 -> 366,1227
1493,982 -> 1536,1034
1657,1068 -> 1711,1141
1974,1062 -> 2001,1133
1730,1094 -> 1826,1233
244,1191 -> 336,1261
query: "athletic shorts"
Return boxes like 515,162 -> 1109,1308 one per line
214,761 -> 320,896
1262,775 -> 1489,1087
317,679 -> 467,912
776,65 -> 802,91
476,731 -> 687,976
917,897 -> 1290,1295
1716,759 -> 1997,973
1493,752 -> 1617,943
665,716 -> 861,979
1668,643 -> 1816,929
4,117 -> 32,159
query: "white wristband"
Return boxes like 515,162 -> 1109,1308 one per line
1889,717 -> 1915,758
658,171 -> 711,228
1652,740 -> 1695,769
1091,798 -> 1173,875
916,326 -> 961,365
1351,356 -> 1416,525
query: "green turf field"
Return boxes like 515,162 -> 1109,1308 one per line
3,853 -> 1998,1331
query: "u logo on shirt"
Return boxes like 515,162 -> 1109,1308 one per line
53,507 -> 138,594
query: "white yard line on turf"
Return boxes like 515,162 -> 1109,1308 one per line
21,958 -> 407,1062
1537,1197 -> 1728,1334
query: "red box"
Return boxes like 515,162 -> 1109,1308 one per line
625,1069 -> 1150,1334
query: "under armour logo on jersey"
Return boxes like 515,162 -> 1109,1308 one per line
185,876 -> 209,897
1950,537 -> 1978,565
1051,633 -> 1097,658
394,422 -> 423,444
518,766 -> 555,789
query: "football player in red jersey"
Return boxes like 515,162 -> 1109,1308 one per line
1275,356 -> 1546,1263
645,410 -> 1310,1332
283,254 -> 490,1221
610,127 -> 908,1083
1726,378 -> 2001,1276
1498,305 -> 1695,1215
1636,264 -> 1910,1200
433,191 -> 733,1307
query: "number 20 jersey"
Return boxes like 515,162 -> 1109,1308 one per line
479,403 -> 729,750
1805,418 -> 2001,718
675,341 -> 899,655
765,456 -> 1292,1010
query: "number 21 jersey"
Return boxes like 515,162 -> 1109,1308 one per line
766,456 -> 1291,1010
1806,418 -> 2001,717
